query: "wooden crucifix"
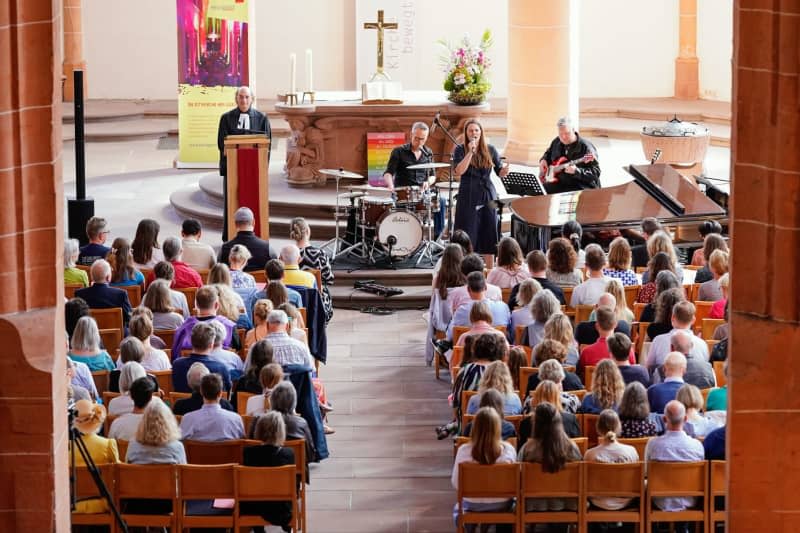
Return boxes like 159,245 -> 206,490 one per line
363,9 -> 398,80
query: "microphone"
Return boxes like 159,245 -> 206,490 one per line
430,111 -> 440,134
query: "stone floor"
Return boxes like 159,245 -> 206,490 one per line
304,308 -> 455,532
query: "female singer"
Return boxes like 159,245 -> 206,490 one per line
453,119 -> 509,254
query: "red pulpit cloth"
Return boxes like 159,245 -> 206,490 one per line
236,147 -> 262,236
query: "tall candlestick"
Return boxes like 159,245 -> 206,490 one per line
290,53 -> 297,95
305,49 -> 313,92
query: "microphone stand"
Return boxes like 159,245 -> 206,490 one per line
433,115 -> 460,242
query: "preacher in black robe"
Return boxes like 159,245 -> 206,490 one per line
539,117 -> 601,194
217,86 -> 272,239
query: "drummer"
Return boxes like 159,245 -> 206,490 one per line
383,122 -> 446,238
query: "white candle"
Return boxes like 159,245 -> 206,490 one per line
290,53 -> 297,95
305,49 -> 313,92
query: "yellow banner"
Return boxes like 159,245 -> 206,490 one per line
178,85 -> 237,164
207,0 -> 248,22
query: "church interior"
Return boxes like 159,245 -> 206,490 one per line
1,0 -> 797,531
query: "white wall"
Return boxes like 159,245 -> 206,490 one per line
81,0 -> 729,101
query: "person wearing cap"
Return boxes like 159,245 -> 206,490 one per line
70,399 -> 120,513
218,207 -> 276,271
265,310 -> 315,368
180,218 -> 216,271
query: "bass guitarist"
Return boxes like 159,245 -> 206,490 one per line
538,116 -> 601,194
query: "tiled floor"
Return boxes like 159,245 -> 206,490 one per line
305,308 -> 456,532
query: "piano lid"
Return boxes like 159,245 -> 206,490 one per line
509,163 -> 725,229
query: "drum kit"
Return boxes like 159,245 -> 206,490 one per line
320,164 -> 450,267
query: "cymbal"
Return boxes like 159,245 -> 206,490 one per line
319,168 -> 364,179
338,191 -> 367,199
406,162 -> 451,170
348,184 -> 391,193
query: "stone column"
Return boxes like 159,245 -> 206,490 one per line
674,0 -> 699,99
504,0 -> 579,165
728,3 -> 800,531
0,0 -> 69,531
63,0 -> 87,101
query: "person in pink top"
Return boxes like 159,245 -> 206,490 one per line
578,306 -> 635,375
455,301 -> 507,347
486,237 -> 530,289
709,273 -> 729,319
449,253 -> 503,313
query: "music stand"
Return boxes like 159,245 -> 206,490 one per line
502,169 -> 547,197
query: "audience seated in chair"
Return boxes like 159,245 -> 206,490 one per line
676,384 -> 723,438
142,279 -> 185,330
68,316 -> 115,372
545,237 -> 583,289
455,300 -> 508,351
630,217 -> 661,269
580,359 -> 625,414
508,250 -> 566,308
126,397 -> 187,464
603,236 -> 639,286
509,278 -> 540,338
180,218 -> 216,271
525,289 -> 561,348
131,219 -> 164,270
267,381 -> 317,465
465,360 -> 522,416
150,261 -> 190,317
578,306 -> 635,376
128,313 -> 171,371
636,252 -> 675,305
645,286 -> 685,341
697,249 -> 728,301
245,299 -> 275,353
447,272 -> 511,341
207,320 -> 245,377
77,216 -> 111,267
646,301 -> 709,376
232,339 -> 275,410
574,293 -> 631,346
519,380 -> 581,450
109,376 -> 156,441
647,352 -> 688,414
108,237 -> 145,287
570,244 -> 610,306
145,236 -> 203,289
709,273 -> 729,320
705,359 -> 729,412
171,285 -> 239,358
640,231 -> 683,284
64,238 -> 89,287
108,360 -> 147,416
279,244 -> 317,288
619,382 -> 659,438
172,322 -> 232,392
584,409 -> 640,510
639,270 -> 681,323
219,207 -> 276,271
264,310 -> 315,368
66,357 -> 94,403
690,220 -> 723,266
180,373 -> 244,441
461,388 -> 517,440
248,260 -> 303,314
70,400 -> 119,513
525,342 -> 584,401
208,264 -> 253,331
608,332 -> 650,388
75,259 -> 132,326
246,363 -> 284,416
694,233 -> 729,284
486,236 -> 531,289
654,330 -> 716,389
172,362 -> 235,416
449,253 -> 504,313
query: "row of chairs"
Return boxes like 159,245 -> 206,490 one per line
456,460 -> 726,533
72,462 -> 302,532
102,389 -> 262,417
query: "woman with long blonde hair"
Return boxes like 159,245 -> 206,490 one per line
602,278 -> 634,323
244,299 -> 274,351
580,359 -> 625,413
126,399 -> 186,464
452,119 -> 509,254
465,360 -> 522,415
543,313 -> 579,366
644,230 -> 683,283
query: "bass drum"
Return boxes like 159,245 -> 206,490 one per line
376,209 -> 423,258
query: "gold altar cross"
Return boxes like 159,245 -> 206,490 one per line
363,9 -> 398,78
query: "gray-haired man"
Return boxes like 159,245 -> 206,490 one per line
538,116 -> 601,194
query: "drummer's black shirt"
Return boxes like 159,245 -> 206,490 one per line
384,143 -> 433,187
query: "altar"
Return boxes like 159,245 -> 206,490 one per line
274,91 -> 489,187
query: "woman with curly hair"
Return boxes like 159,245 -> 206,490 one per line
487,236 -> 530,288
580,359 -> 625,414
543,312 -> 579,366
618,382 -> 658,438
465,360 -> 522,415
636,252 -> 675,304
545,237 -> 582,288
290,216 -> 334,322
126,399 -> 186,464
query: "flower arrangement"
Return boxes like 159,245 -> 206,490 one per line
439,29 -> 493,105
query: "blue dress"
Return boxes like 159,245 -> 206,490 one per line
453,144 -> 503,254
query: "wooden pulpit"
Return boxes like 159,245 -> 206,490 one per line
224,135 -> 270,240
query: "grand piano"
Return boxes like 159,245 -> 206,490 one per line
509,163 -> 728,253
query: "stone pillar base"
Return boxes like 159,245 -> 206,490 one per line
62,61 -> 87,101
674,57 -> 699,100
503,139 -> 549,167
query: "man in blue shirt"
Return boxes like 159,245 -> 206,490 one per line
446,271 -> 510,341
77,216 -> 111,266
704,425 -> 726,460
647,352 -> 687,413
248,259 -> 303,316
179,373 -> 244,441
172,322 -> 232,392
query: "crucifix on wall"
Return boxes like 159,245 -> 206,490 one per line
363,9 -> 398,81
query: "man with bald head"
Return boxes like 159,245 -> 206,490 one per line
644,400 -> 705,516
279,244 -> 316,288
75,259 -> 132,325
646,301 -> 709,375
653,329 -> 716,388
217,86 -> 272,240
647,352 -> 687,413
574,293 -> 631,345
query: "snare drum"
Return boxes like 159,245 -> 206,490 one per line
360,197 -> 395,227
394,186 -> 423,205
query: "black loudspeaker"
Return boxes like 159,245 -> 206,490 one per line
67,197 -> 95,245
67,69 -> 94,245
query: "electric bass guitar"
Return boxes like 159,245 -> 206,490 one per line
540,153 -> 595,183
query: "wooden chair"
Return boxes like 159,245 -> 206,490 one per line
76,264 -> 91,272
515,324 -> 526,345
635,322 -> 651,361
519,461 -> 582,530
618,437 -> 652,459
687,283 -> 701,303
713,361 -> 726,387
702,318 -> 725,340
305,267 -> 323,294
103,414 -> 118,437
506,415 -> 523,435
116,439 -> 129,462
251,270 -> 267,283
701,388 -> 712,407
119,284 -> 142,307
65,283 -> 83,299
169,392 -> 192,406
451,346 -> 465,370
584,365 -> 596,390
582,461 -> 645,532
452,326 -> 470,347
693,301 -> 714,333
102,391 -> 120,406
571,437 -> 589,455
284,439 -> 308,532
518,367 -> 538,402
456,463 -> 518,532
575,304 -> 594,324
708,460 -> 727,532
195,268 -> 210,284
89,307 -> 123,333
99,328 -> 122,358
706,339 -> 719,356
176,286 -> 198,315
568,389 -> 587,402
234,464 -> 299,532
237,392 -> 257,416
184,439 -> 245,465
633,302 -> 647,321
624,285 -> 640,309
500,287 -> 512,304
582,413 -> 600,448
150,369 -> 172,396
645,461 -> 708,532
178,463 -> 235,530
70,464 -> 118,531
91,370 -> 110,395
635,266 -> 647,274
432,328 -> 448,380
153,329 -> 176,350
460,390 -> 478,426
242,415 -> 256,436
117,463 -> 179,530
139,267 -> 152,281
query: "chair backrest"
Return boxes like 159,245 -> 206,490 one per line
284,439 -> 307,484
91,370 -> 110,394
89,307 -> 123,332
520,461 -> 581,499
647,461 -> 708,498
150,370 -> 172,396
71,464 -> 116,525
571,437 -> 589,455
242,415 -> 256,437
184,439 -> 246,465
712,361 -> 726,387
617,437 -> 652,459
451,346 -> 464,369
452,326 -> 470,346
102,391 -> 120,405
624,285 -> 640,309
693,301 -> 714,333
702,318 -> 725,340
458,462 -> 519,501
176,287 -> 198,315
65,283 -> 83,299
196,268 -> 211,284
636,322 -> 651,361
179,463 -> 235,499
154,329 -> 176,350
705,339 -> 719,356
235,464 -> 296,501
567,389 -> 587,402
120,284 -> 142,307
305,268 -> 323,294
633,302 -> 647,321
687,283 -> 701,303
251,270 -> 266,283
562,287 -> 574,309
515,324 -> 526,345
117,463 -> 178,500
506,415 -> 523,434
237,392 -> 257,416
168,391 -> 192,406
584,461 -> 645,500
501,287 -> 512,304
98,328 -> 122,358
575,304 -> 594,324
582,413 -> 600,448
116,439 -> 129,462
584,365 -> 596,390
518,367 -> 538,401
635,266 -> 647,274
460,390 -> 478,414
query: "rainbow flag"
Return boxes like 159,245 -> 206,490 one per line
367,132 -> 406,186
